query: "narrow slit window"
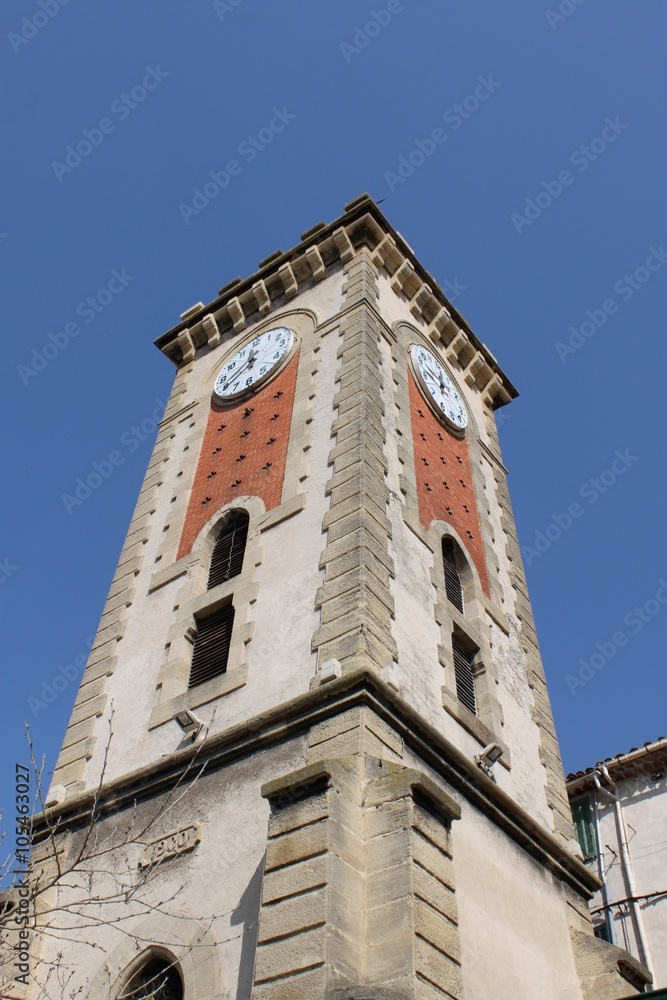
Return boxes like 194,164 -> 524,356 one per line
208,511 -> 249,589
188,604 -> 235,688
452,636 -> 476,714
442,538 -> 464,613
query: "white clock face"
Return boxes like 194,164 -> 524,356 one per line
214,327 -> 295,401
410,344 -> 468,431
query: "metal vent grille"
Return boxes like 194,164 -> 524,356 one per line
452,637 -> 476,714
442,539 -> 464,613
188,604 -> 235,689
208,511 -> 248,590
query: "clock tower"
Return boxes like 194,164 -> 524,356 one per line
26,196 -> 650,999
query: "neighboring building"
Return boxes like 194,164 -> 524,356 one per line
4,196 -> 653,997
567,738 -> 667,989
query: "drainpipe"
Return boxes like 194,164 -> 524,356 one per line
590,777 -> 616,944
595,765 -> 653,978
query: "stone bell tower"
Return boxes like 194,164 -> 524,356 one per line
27,195 -> 650,999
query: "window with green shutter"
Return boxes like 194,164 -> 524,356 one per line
594,920 -> 612,943
571,796 -> 598,860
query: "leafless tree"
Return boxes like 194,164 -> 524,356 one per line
0,711 -> 252,999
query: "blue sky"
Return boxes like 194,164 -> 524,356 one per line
1,1 -> 665,827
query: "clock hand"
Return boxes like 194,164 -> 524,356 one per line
422,366 -> 440,384
427,365 -> 447,389
231,349 -> 257,381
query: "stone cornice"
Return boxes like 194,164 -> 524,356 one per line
154,194 -> 517,410
34,666 -> 597,899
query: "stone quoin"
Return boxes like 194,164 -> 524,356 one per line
21,196 -> 651,999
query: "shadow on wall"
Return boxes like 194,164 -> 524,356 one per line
231,856 -> 264,999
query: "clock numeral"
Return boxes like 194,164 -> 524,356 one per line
246,377 -> 253,387
259,366 -> 267,375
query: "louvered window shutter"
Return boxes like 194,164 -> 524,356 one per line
208,511 -> 249,589
442,539 -> 464,613
188,604 -> 235,688
452,637 -> 477,714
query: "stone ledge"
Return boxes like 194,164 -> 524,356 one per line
441,687 -> 511,771
571,929 -> 652,998
148,663 -> 248,730
364,768 -> 460,822
36,667 -> 599,900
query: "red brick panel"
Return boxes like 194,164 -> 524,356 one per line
408,375 -> 490,596
177,352 -> 300,559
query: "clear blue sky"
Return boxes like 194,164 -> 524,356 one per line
1,1 -> 665,826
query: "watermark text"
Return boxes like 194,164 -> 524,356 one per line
511,117 -> 628,234
52,66 -> 169,181
522,449 -> 638,566
566,579 -> 667,693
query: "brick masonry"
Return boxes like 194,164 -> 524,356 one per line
177,352 -> 300,558
408,375 -> 490,597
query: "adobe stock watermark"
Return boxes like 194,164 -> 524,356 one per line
521,448 -> 638,567
545,0 -> 588,32
8,0 -> 73,54
60,398 -> 167,514
383,75 -> 501,193
28,634 -> 94,717
340,0 -> 413,63
556,245 -> 667,362
51,66 -> 169,182
0,558 -> 19,586
440,276 -> 467,305
17,268 -> 135,386
11,764 -> 32,989
566,578 -> 667,694
178,107 -> 296,225
510,117 -> 628,234
213,0 -> 245,19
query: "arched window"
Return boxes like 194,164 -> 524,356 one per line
121,957 -> 183,1000
187,510 -> 248,689
207,509 -> 249,589
442,537 -> 464,613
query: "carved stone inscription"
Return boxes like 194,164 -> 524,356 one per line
138,824 -> 201,869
